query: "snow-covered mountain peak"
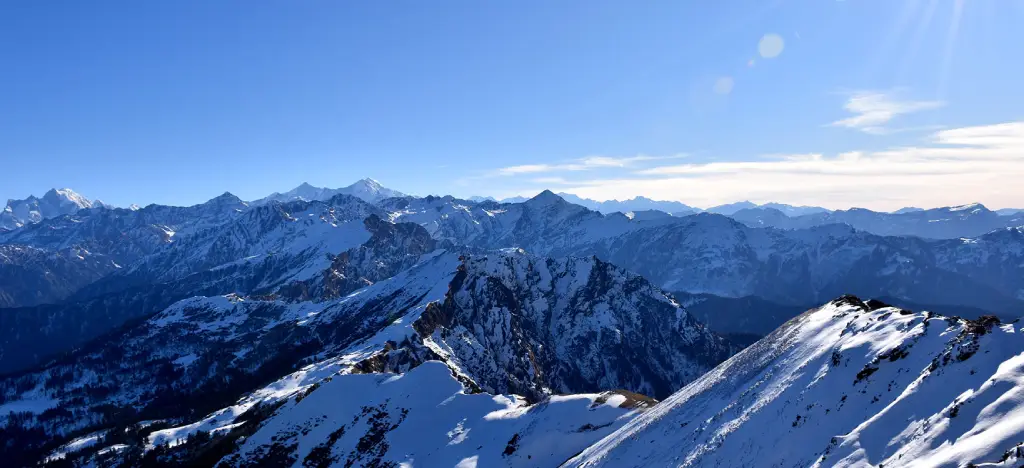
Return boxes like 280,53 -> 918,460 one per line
42,188 -> 92,209
948,202 -> 989,212
270,182 -> 325,202
343,177 -> 405,201
525,189 -> 573,208
90,199 -> 114,209
1,187 -> 97,230
223,360 -> 646,468
355,177 -> 382,188
208,191 -> 246,206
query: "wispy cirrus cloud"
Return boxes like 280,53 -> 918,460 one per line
491,122 -> 1024,211
494,154 -> 686,176
530,176 -> 572,185
829,90 -> 945,135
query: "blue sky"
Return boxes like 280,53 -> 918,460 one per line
2,1 -> 1022,210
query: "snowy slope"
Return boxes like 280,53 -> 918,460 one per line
569,296 -> 1024,468
223,361 -> 646,468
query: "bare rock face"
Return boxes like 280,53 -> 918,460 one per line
400,251 -> 735,401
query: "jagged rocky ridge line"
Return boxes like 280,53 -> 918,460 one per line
356,250 -> 734,401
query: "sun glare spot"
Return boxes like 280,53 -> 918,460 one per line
758,34 -> 785,59
713,77 -> 735,95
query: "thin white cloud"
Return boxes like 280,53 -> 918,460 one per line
493,154 -> 686,176
830,90 -> 944,134
498,164 -> 556,175
531,177 -> 572,185
490,122 -> 1024,211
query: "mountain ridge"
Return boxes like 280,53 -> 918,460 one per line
568,296 -> 1024,467
252,178 -> 406,205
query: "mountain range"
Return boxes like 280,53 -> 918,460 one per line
729,202 -> 1024,239
2,184 -> 1023,371
1,179 -> 1023,467
476,194 -> 831,217
470,192 -> 1023,238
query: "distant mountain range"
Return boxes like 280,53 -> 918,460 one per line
554,193 -> 702,215
474,190 -> 1023,240
729,202 -> 1024,238
7,182 -> 1018,233
2,180 -> 1022,314
474,194 -> 829,216
251,178 -> 405,205
473,191 -> 1022,223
